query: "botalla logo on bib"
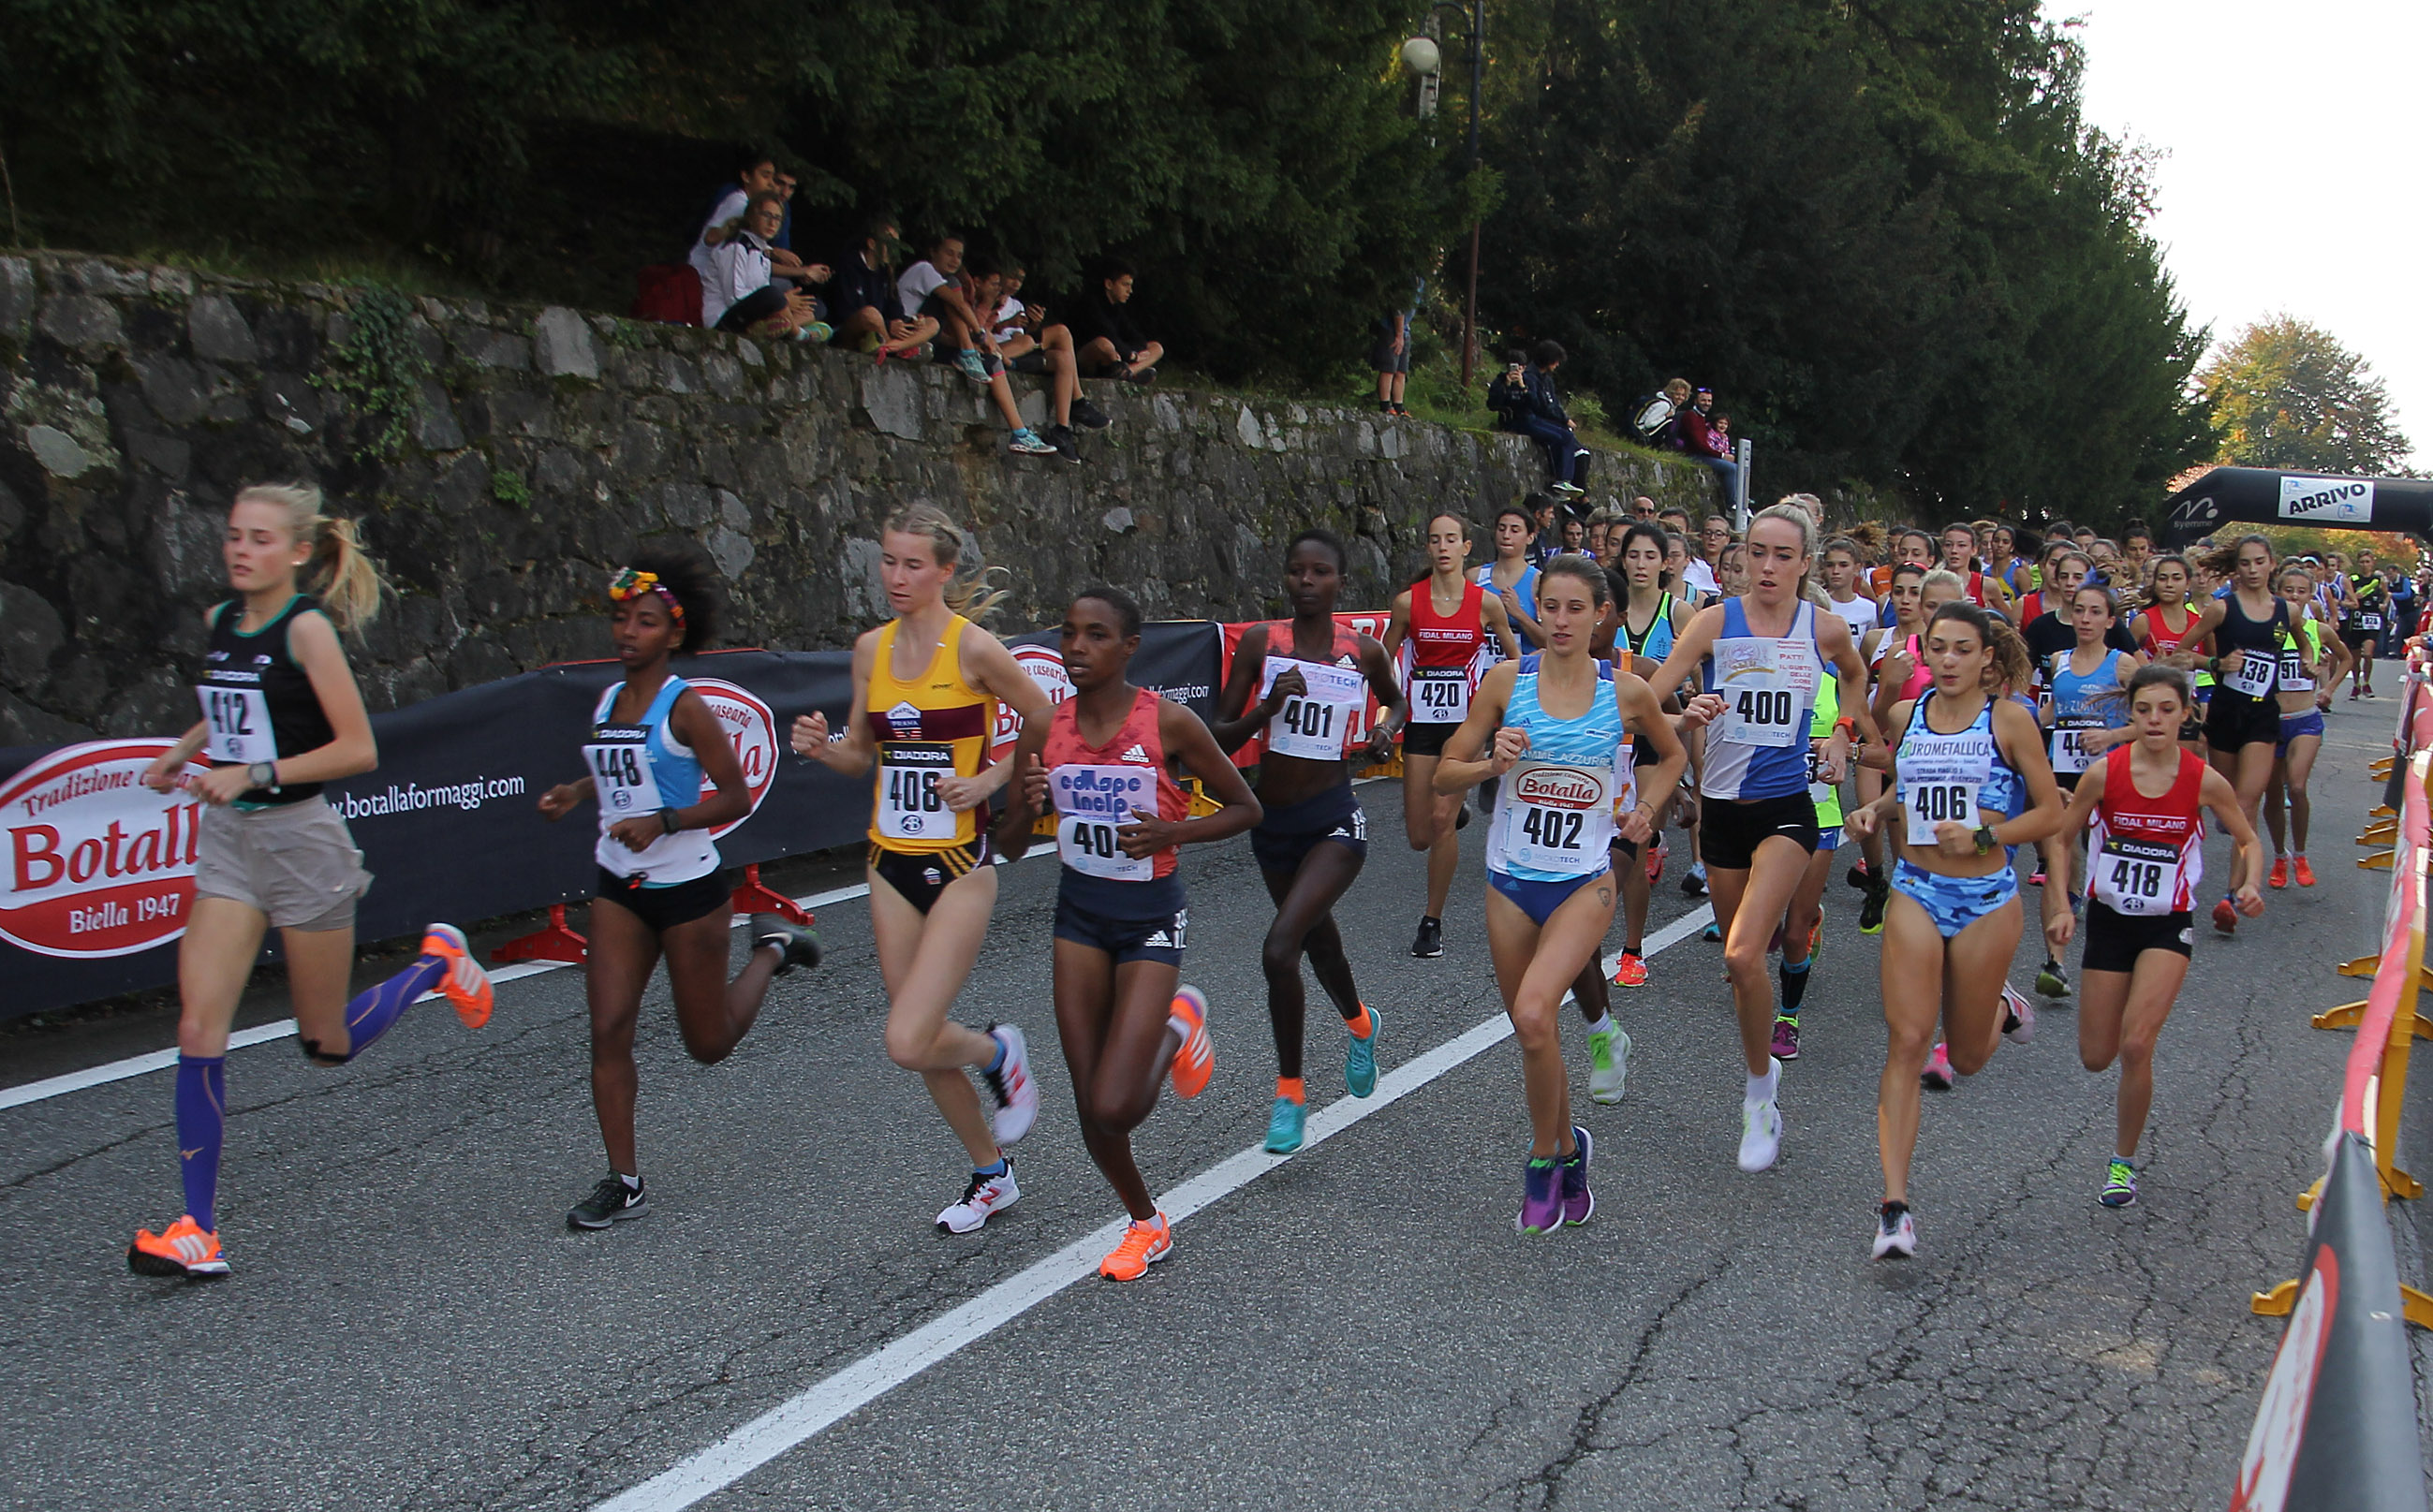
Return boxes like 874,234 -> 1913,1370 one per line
2278,476 -> 2374,524
1,740 -> 212,959
1511,765 -> 1602,809
686,679 -> 778,839
992,644 -> 1074,763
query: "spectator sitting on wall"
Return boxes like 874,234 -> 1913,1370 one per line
1067,260 -> 1163,383
928,257 -> 1065,460
899,232 -> 1014,388
827,216 -> 937,360
1490,341 -> 1589,498
686,152 -> 776,286
1371,277 -> 1423,418
703,192 -> 830,339
969,261 -> 1102,460
1671,385 -> 1742,502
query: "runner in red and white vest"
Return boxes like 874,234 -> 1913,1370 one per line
1382,511 -> 1518,962
2042,663 -> 2263,1211
1936,521 -> 2013,615
995,586 -> 1261,1281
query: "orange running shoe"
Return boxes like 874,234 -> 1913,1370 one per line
2268,857 -> 2289,889
2294,856 -> 2318,887
1611,951 -> 1648,988
420,923 -> 494,1028
1099,1212 -> 1172,1281
127,1215 -> 229,1278
1169,986 -> 1214,1099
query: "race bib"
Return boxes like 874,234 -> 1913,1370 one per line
1718,674 -> 1803,747
2093,834 -> 2180,917
877,742 -> 955,840
584,731 -> 656,816
1261,657 -> 1365,760
2362,612 -> 2383,631
1494,758 -> 1615,876
2279,646 -> 2315,692
197,684 -> 275,765
2220,653 -> 2276,698
1049,762 -> 1157,881
2049,717 -> 2103,776
1901,777 -> 1981,835
1409,668 -> 1470,726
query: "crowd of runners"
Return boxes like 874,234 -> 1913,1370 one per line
124,484 -> 2415,1281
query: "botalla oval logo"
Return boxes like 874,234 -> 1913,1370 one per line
1512,764 -> 1603,809
1,740 -> 212,960
992,644 -> 1075,763
687,679 -> 779,840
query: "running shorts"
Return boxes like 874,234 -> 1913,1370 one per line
1890,859 -> 2019,939
1488,867 -> 1610,927
1700,792 -> 1820,871
594,865 -> 730,933
1402,721 -> 1457,758
1054,893 -> 1187,964
2277,709 -> 2326,758
2204,690 -> 2280,752
869,837 -> 992,916
2081,897 -> 2194,973
1249,784 -> 1367,874
193,796 -> 371,932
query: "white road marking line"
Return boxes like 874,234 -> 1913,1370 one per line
591,902 -> 1717,1512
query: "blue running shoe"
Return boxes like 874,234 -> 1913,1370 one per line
1516,1157 -> 1562,1234
1264,1096 -> 1305,1154
1345,1006 -> 1380,1098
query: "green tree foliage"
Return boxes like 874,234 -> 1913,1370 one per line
1470,0 -> 2210,528
2199,315 -> 2413,477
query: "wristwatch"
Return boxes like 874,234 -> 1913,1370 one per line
659,809 -> 681,835
1972,824 -> 1998,855
246,760 -> 279,792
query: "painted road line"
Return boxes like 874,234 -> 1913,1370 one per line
591,903 -> 1717,1512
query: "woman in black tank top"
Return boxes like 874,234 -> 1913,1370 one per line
2185,534 -> 2288,937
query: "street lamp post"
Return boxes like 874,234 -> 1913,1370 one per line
1403,0 -> 1484,390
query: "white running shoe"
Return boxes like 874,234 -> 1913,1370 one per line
2001,983 -> 2035,1046
1737,1070 -> 1783,1173
1871,1204 -> 1917,1260
1587,1025 -> 1631,1104
982,1024 -> 1040,1145
936,1162 -> 1020,1234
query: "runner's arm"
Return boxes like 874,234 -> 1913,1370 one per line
790,632 -> 878,777
1357,634 -> 1407,757
1616,673 -> 1685,841
1433,663 -> 1517,793
1818,612 -> 1879,757
276,609 -> 379,785
1641,603 -> 1723,703
1991,697 -> 2066,849
664,688 -> 754,831
1379,591 -> 1413,665
1209,624 -> 1283,754
988,717 -> 1054,860
956,624 -> 1053,805
2198,763 -> 2268,908
1152,699 -> 1263,844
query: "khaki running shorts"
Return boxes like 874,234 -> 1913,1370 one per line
192,797 -> 372,932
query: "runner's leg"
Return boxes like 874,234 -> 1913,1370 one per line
658,907 -> 782,1064
1054,941 -> 1184,1222
1486,883 -> 1610,1158
582,895 -> 663,1178
1259,842 -> 1369,1080
1939,896 -> 2024,1077
1876,892 -> 1946,1205
1711,836 -> 1809,1076
872,866 -> 1004,1167
2285,731 -> 2322,858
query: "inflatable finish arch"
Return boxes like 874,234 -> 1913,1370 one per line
2160,465 -> 2433,545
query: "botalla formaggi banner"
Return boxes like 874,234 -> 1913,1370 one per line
0,622 -> 1223,1019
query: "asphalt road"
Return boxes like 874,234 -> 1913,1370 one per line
0,700 -> 2410,1510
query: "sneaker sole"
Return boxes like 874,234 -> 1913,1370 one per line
1871,1238 -> 1916,1260
1099,1240 -> 1175,1281
126,1246 -> 229,1278
2100,1192 -> 2139,1209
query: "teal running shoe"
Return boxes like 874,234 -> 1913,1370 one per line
2100,1158 -> 2138,1208
1345,1006 -> 1380,1098
1264,1096 -> 1306,1154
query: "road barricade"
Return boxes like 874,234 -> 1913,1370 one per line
2234,668 -> 2433,1510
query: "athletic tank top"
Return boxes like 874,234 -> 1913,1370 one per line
199,595 -> 335,806
2141,604 -> 2212,690
1807,676 -> 1844,829
588,677 -> 720,884
1895,691 -> 2021,841
1700,598 -> 1823,802
2089,745 -> 2204,916
2045,647 -> 2122,776
864,615 -> 995,852
1041,686 -> 1188,918
1492,661 -> 1626,881
1872,630 -> 1931,702
1404,580 -> 1488,726
1258,619 -> 1366,763
1619,593 -> 1677,666
1475,563 -> 1540,642
2214,591 -> 2289,701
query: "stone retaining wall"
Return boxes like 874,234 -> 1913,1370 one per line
0,251 -> 1717,745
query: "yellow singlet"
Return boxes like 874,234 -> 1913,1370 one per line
863,615 -> 995,852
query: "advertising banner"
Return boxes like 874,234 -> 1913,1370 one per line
0,622 -> 1225,1019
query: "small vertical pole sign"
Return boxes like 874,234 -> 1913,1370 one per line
1733,438 -> 1754,532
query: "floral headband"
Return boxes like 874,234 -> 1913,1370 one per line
608,567 -> 685,628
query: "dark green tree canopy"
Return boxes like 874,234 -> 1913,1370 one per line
2200,315 -> 2413,477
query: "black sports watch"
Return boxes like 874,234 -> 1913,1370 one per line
1972,823 -> 1998,855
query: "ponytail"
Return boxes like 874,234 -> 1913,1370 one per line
884,502 -> 1010,623
232,482 -> 388,633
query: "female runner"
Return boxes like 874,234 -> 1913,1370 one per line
2263,564 -> 2347,888
130,484 -> 494,1278
2130,554 -> 2212,749
2042,666 -> 2264,1207
1852,561 -> 1931,932
1767,672 -> 1847,1064
1382,513 -> 1517,960
1645,505 -> 1874,1174
2030,584 -> 2142,929
539,544 -> 822,1229
995,588 -> 1261,1279
2182,536 -> 2288,936
1607,522 -> 1692,983
1476,504 -> 1543,647
1845,601 -> 2062,1258
1212,530 -> 1404,1154
1435,556 -> 1685,1229
789,506 -> 1053,1233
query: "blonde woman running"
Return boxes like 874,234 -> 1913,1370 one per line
790,506 -> 1053,1233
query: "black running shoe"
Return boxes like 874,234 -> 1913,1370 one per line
1859,879 -> 1889,934
1845,862 -> 1871,892
568,1175 -> 647,1230
1071,396 -> 1112,430
752,915 -> 822,976
1411,916 -> 1444,959
1454,803 -> 1470,830
1681,868 -> 1708,898
1046,423 -> 1082,464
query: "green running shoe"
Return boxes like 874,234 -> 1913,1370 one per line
2099,1158 -> 2138,1208
1587,1024 -> 1630,1104
1345,1006 -> 1380,1098
1859,879 -> 1889,934
2036,957 -> 2072,999
1264,1096 -> 1306,1154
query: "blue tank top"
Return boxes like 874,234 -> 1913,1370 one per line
1700,598 -> 1823,802
587,676 -> 719,884
1493,659 -> 1629,882
1895,691 -> 2023,832
2047,647 -> 2122,723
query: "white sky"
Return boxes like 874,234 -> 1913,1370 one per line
2070,0 -> 2433,469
